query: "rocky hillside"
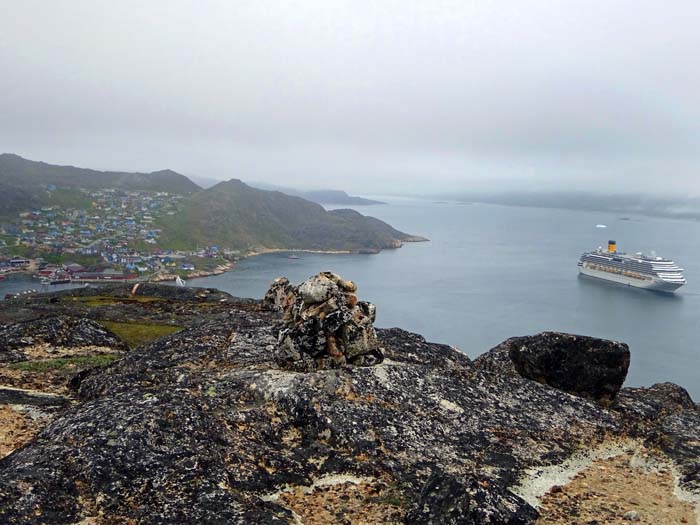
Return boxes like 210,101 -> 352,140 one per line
158,179 -> 425,252
0,279 -> 698,524
0,153 -> 200,196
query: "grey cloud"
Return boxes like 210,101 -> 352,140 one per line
1,0 -> 699,195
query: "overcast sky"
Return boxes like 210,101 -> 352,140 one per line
1,1 -> 699,195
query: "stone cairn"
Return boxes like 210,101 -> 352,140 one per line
264,272 -> 383,371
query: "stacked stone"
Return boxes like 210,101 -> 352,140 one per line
267,272 -> 383,371
263,277 -> 296,312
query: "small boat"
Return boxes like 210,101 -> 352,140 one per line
50,272 -> 71,285
0,275 -> 6,281
175,275 -> 186,287
287,255 -> 300,260
596,224 -> 607,229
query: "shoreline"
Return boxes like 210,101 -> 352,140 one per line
164,248 -> 355,284
2,239 -> 429,288
179,241 -> 429,283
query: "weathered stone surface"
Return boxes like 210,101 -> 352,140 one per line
406,469 -> 538,524
0,386 -> 69,407
611,382 -> 700,493
0,316 -> 128,362
0,307 -> 631,524
272,272 -> 382,371
611,382 -> 696,421
130,282 -> 236,303
263,277 -> 296,311
0,283 -> 255,333
298,273 -> 339,304
0,285 -> 698,524
475,332 -> 630,404
655,410 -> 700,492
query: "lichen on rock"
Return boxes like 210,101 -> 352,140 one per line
0,282 -> 699,524
269,272 -> 383,371
0,316 -> 128,363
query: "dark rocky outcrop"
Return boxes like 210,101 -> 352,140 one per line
0,316 -> 128,363
0,386 -> 69,407
612,382 -> 696,421
128,282 -> 237,303
0,304 -> 630,524
406,469 -> 539,524
0,283 -> 247,330
611,383 -> 700,493
475,332 -> 630,404
0,285 -> 697,524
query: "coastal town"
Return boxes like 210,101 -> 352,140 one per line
0,188 -> 235,286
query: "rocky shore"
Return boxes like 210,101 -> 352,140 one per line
0,274 -> 698,524
149,261 -> 236,282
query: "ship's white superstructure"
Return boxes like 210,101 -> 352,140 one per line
578,240 -> 686,293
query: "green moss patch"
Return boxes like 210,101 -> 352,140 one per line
72,296 -> 165,307
8,354 -> 121,372
98,320 -> 182,348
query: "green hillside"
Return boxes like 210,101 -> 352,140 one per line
0,154 -> 201,218
158,179 -> 418,252
0,154 -> 424,253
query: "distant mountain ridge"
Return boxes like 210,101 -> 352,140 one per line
0,153 -> 200,195
249,182 -> 385,205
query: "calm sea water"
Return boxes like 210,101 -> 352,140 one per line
3,200 -> 699,398
0,276 -> 84,297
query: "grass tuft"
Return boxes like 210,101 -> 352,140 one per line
98,320 -> 182,348
9,354 -> 121,372
72,296 -> 165,307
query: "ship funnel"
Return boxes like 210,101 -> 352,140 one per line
608,240 -> 616,253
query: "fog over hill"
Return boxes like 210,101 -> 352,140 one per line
446,191 -> 700,221
0,153 -> 200,194
0,153 -> 200,217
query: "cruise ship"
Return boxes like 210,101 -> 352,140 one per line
578,240 -> 686,293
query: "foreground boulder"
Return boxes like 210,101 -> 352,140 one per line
270,272 -> 383,371
475,332 -> 630,404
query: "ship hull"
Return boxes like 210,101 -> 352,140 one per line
578,266 -> 683,293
